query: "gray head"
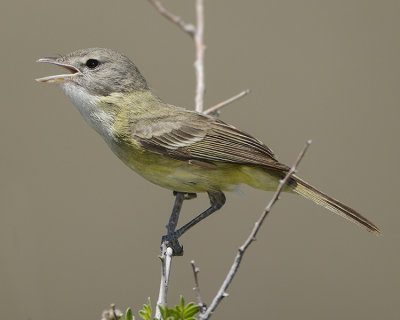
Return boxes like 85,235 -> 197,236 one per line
36,48 -> 149,96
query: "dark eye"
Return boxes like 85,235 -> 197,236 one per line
86,59 -> 99,69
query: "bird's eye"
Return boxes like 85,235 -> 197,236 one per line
86,59 -> 99,69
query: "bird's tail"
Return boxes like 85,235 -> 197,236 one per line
291,175 -> 380,233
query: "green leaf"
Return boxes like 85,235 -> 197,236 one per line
183,304 -> 200,318
138,298 -> 153,320
138,311 -> 145,320
125,308 -> 134,320
169,308 -> 180,319
158,305 -> 169,320
146,297 -> 152,315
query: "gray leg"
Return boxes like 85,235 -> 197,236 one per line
166,192 -> 185,235
169,191 -> 226,240
163,191 -> 197,255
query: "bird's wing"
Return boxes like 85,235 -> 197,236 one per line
132,111 -> 289,171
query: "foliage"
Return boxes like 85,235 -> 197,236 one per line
158,296 -> 200,320
117,296 -> 200,320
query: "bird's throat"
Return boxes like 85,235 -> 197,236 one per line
61,82 -> 117,143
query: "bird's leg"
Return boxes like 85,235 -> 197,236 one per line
166,192 -> 185,235
163,191 -> 197,255
164,191 -> 226,248
167,191 -> 197,234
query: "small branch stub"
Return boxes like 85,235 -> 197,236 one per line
204,89 -> 251,115
147,0 -> 195,37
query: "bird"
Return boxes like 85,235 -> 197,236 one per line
36,47 -> 379,243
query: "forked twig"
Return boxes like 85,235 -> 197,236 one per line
149,0 -> 250,116
148,0 -> 206,112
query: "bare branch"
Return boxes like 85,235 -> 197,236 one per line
147,0 -> 196,37
190,260 -> 206,312
155,245 -> 174,319
200,140 -> 312,320
194,0 -> 206,112
204,89 -> 251,115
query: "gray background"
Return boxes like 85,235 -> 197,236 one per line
1,0 -> 399,319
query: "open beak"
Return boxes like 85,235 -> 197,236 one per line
36,57 -> 80,83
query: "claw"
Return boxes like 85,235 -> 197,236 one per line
162,232 -> 184,256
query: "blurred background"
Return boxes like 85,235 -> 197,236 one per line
1,0 -> 399,319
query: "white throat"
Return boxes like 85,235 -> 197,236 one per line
61,83 -> 116,143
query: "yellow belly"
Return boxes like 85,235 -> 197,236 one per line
110,141 -> 283,193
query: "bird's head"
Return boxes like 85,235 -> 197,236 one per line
36,48 -> 148,96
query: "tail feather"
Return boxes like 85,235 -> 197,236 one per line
291,176 -> 380,234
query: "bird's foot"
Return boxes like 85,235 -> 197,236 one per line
161,231 -> 184,256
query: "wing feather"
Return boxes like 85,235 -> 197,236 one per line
132,111 -> 288,171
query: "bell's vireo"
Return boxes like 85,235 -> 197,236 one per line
36,48 -> 379,237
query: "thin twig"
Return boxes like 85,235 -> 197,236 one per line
199,140 -> 312,320
204,89 -> 251,115
190,260 -> 206,312
147,0 -> 195,37
155,193 -> 186,319
194,0 -> 206,112
155,245 -> 174,320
